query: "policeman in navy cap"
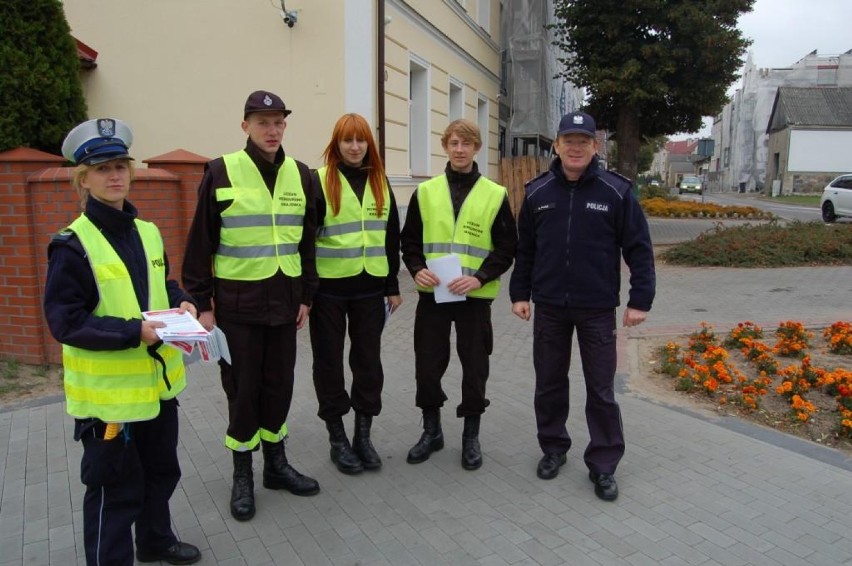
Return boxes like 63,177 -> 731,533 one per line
44,119 -> 202,565
510,110 -> 655,502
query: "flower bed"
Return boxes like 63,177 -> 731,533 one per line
653,320 -> 852,449
640,197 -> 772,219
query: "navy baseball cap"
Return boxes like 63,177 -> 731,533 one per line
557,111 -> 596,137
61,118 -> 134,165
244,90 -> 292,119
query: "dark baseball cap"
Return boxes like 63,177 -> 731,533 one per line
557,111 -> 596,137
243,90 -> 292,119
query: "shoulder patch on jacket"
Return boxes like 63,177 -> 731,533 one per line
598,170 -> 633,198
524,169 -> 551,188
524,170 -> 556,198
50,230 -> 74,244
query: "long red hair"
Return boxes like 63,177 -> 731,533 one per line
321,113 -> 386,217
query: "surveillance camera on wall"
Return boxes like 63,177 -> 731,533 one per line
282,10 -> 298,28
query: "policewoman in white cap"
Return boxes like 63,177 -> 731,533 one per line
43,119 -> 201,565
182,90 -> 320,521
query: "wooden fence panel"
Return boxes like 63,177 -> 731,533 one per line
498,156 -> 550,217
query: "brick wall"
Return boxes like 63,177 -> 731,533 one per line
0,147 -> 209,366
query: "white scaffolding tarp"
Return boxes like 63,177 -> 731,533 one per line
503,0 -> 583,156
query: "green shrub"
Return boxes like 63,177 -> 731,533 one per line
661,221 -> 852,267
638,184 -> 672,200
0,0 -> 87,153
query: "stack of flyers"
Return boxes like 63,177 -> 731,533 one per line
185,326 -> 231,365
142,308 -> 209,356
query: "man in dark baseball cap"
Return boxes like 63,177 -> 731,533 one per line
243,90 -> 292,119
557,111 -> 596,138
183,86 -> 321,522
511,106 -> 655,503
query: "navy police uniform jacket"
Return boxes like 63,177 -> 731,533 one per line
509,155 -> 655,312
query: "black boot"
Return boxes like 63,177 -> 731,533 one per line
461,415 -> 482,470
230,451 -> 255,521
326,418 -> 364,475
352,413 -> 382,470
407,408 -> 444,464
261,440 -> 320,496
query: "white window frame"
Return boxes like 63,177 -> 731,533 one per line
409,54 -> 431,177
449,77 -> 464,123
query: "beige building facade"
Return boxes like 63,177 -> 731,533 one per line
62,0 -> 503,199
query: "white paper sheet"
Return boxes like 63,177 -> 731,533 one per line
142,308 -> 209,341
426,253 -> 466,303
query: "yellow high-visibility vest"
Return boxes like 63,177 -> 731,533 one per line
214,151 -> 305,280
315,166 -> 389,278
417,175 -> 507,299
62,216 -> 186,422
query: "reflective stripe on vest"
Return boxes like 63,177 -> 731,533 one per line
62,216 -> 186,422
417,175 -> 507,299
315,166 -> 390,278
214,151 -> 305,280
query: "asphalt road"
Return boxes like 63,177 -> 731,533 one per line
682,192 -> 823,222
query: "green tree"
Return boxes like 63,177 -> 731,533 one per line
0,0 -> 87,154
610,135 -> 667,175
552,0 -> 752,179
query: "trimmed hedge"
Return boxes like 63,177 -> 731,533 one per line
0,0 -> 87,153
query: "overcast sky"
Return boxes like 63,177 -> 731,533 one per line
672,0 -> 852,138
739,0 -> 851,70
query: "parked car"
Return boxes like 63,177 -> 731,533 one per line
678,175 -> 703,194
820,174 -> 852,223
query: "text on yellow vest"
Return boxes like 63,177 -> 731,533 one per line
316,165 -> 390,278
214,151 -> 305,280
417,175 -> 507,299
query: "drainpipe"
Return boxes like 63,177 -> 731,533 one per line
377,0 -> 386,162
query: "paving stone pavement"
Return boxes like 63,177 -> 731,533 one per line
2,219 -> 852,565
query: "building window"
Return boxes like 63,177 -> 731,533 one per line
409,56 -> 430,176
477,0 -> 490,32
477,95 -> 489,176
449,78 -> 464,122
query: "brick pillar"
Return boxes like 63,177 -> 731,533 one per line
0,148 -> 66,365
144,150 -> 210,284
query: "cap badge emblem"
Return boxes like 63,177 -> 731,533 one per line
573,115 -> 583,125
97,119 -> 116,136
263,95 -> 273,106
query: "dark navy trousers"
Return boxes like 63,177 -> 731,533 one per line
309,294 -> 386,420
532,304 -> 624,474
218,319 -> 297,447
78,399 -> 181,566
413,293 -> 493,418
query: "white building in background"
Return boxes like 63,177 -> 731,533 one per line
710,49 -> 852,193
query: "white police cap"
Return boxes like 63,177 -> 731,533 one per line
61,118 -> 134,165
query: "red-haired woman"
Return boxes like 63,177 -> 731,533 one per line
311,113 -> 402,474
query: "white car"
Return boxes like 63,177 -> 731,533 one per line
820,174 -> 852,223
